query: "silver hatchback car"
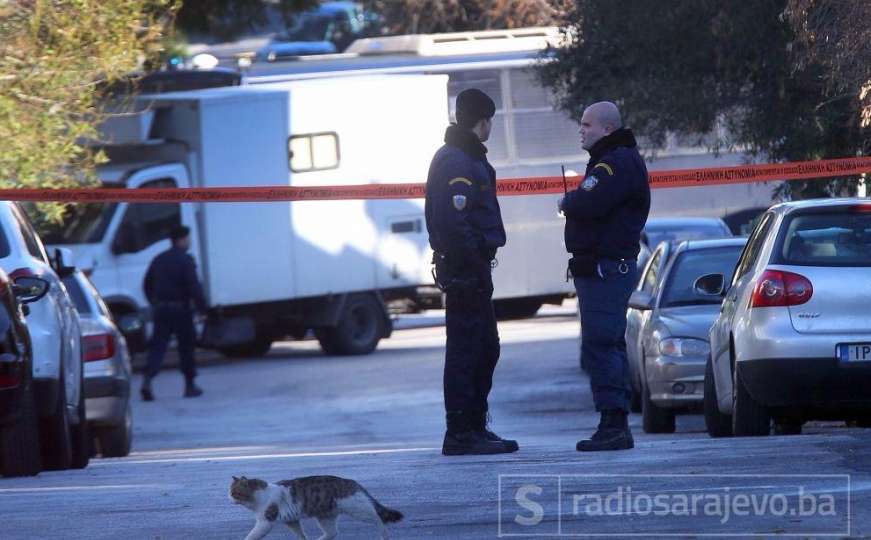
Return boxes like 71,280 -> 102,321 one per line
698,199 -> 871,437
627,238 -> 747,433
62,270 -> 133,456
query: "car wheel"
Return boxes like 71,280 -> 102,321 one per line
0,381 -> 42,477
40,374 -> 73,471
218,338 -> 273,358
703,355 -> 732,438
641,379 -> 675,434
97,401 -> 132,458
316,295 -> 384,356
69,372 -> 90,469
732,363 -> 770,436
493,298 -> 543,320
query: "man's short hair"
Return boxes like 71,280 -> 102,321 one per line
170,225 -> 190,241
455,88 -> 496,129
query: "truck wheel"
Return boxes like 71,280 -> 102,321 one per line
97,401 -> 132,458
732,363 -> 770,436
40,374 -> 73,471
493,298 -> 543,320
641,380 -> 675,434
1,382 -> 42,477
704,355 -> 732,438
316,295 -> 384,356
69,372 -> 90,470
218,339 -> 273,358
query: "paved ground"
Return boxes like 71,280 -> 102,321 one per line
1,310 -> 868,539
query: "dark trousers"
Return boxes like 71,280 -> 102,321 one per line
574,260 -> 637,413
443,274 -> 500,426
145,304 -> 197,380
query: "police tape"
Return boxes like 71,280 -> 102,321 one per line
1,156 -> 869,203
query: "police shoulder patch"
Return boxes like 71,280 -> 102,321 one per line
581,175 -> 599,191
452,194 -> 467,210
593,162 -> 615,176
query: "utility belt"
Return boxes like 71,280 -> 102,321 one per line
567,254 -> 632,280
432,250 -> 496,292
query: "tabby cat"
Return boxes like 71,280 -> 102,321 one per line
229,475 -> 403,540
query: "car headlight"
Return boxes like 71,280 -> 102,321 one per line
658,338 -> 710,358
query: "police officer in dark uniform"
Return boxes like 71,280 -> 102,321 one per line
140,225 -> 207,401
559,101 -> 650,451
425,88 -> 518,455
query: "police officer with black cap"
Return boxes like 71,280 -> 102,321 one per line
425,88 -> 518,455
559,101 -> 650,451
140,225 -> 207,401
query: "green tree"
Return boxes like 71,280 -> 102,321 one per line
174,0 -> 317,41
363,0 -> 570,35
0,0 -> 178,225
538,1 -> 869,199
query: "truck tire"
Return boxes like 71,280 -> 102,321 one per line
732,363 -> 770,436
218,339 -> 273,358
641,380 -> 675,434
316,295 -> 384,356
97,401 -> 132,458
1,382 -> 42,477
493,298 -> 543,320
40,374 -> 72,471
69,372 -> 90,470
704,355 -> 732,438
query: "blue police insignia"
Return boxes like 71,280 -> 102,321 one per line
452,194 -> 467,210
582,175 -> 599,191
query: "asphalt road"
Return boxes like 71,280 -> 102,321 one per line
1,310 -> 868,539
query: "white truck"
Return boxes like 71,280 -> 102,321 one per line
46,74 -> 448,356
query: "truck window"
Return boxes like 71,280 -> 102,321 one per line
113,179 -> 181,254
509,69 -> 583,160
445,69 -> 508,162
289,132 -> 340,172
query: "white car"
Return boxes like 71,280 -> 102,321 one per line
698,198 -> 871,437
0,202 -> 88,469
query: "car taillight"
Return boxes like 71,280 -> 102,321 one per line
751,269 -> 813,308
9,268 -> 37,280
83,334 -> 115,362
850,204 -> 871,213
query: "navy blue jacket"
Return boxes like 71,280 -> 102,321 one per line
425,125 -> 506,269
143,246 -> 207,311
563,128 -> 650,260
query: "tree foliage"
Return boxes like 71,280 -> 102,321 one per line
0,0 -> 177,224
538,1 -> 870,199
363,0 -> 571,35
174,0 -> 317,41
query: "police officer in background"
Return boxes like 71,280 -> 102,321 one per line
559,101 -> 650,451
425,88 -> 518,456
140,225 -> 207,401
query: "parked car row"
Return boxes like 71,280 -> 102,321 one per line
626,198 -> 871,437
0,202 -> 132,477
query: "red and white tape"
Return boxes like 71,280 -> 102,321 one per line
0,157 -> 868,203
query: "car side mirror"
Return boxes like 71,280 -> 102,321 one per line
13,276 -> 50,304
52,248 -> 76,279
628,290 -> 655,311
694,273 -> 727,297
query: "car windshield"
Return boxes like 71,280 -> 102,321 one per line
278,13 -> 332,42
38,187 -> 120,245
779,211 -> 871,266
645,223 -> 729,247
660,246 -> 744,308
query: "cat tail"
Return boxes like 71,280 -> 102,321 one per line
362,489 -> 403,523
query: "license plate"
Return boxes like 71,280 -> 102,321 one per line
839,343 -> 871,363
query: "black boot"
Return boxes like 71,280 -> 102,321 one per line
184,378 -> 203,398
140,376 -> 154,402
471,411 -> 519,452
576,409 -> 634,452
442,411 -> 513,456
